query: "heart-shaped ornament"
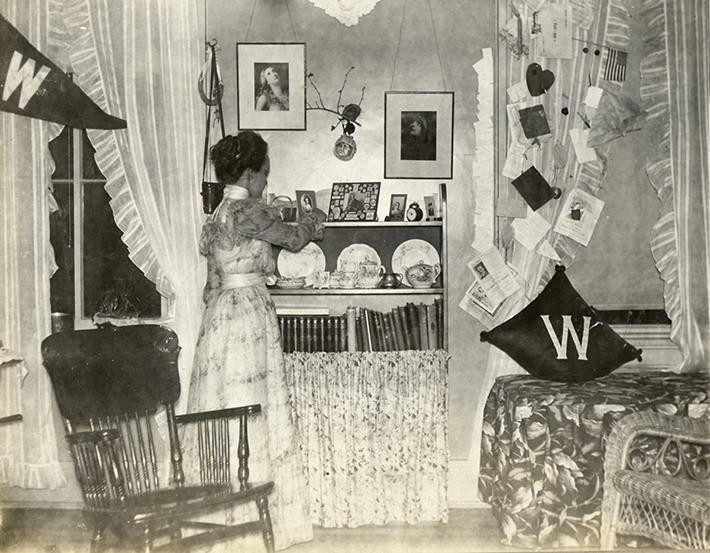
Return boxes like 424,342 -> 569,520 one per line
525,63 -> 555,96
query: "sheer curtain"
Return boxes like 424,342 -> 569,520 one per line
0,0 -> 66,489
641,0 -> 709,373
60,0 -> 206,411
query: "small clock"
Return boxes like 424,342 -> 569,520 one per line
406,202 -> 423,222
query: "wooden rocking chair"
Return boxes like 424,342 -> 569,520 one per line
42,324 -> 275,553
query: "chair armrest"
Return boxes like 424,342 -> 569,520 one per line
604,411 -> 710,477
174,404 -> 261,425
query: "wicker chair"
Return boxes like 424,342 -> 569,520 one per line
600,411 -> 710,549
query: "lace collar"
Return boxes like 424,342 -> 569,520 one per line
222,185 -> 250,201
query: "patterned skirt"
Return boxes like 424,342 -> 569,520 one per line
184,283 -> 313,552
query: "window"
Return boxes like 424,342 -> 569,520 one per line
49,127 -> 161,327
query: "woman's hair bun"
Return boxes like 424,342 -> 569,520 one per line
210,131 -> 268,183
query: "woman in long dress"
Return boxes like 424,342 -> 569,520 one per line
185,131 -> 324,551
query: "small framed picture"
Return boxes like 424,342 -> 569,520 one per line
384,91 -> 454,179
327,182 -> 381,222
295,190 -> 317,220
236,42 -> 306,130
423,195 -> 436,220
387,194 -> 407,221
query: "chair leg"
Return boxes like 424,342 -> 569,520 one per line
257,495 -> 275,553
86,515 -> 109,553
142,525 -> 153,553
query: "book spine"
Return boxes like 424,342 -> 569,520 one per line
392,307 -> 406,350
426,303 -> 438,350
417,303 -> 429,350
383,312 -> 394,351
405,303 -> 420,350
320,316 -> 326,352
299,316 -> 306,352
346,307 -> 358,352
435,298 -> 444,349
375,311 -> 385,351
340,315 -> 347,351
364,309 -> 373,352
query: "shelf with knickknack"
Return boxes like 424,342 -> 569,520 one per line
269,182 -> 448,352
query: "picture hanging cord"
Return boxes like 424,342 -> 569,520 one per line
285,0 -> 300,41
388,0 -> 448,91
243,0 -> 298,42
244,0 -> 258,40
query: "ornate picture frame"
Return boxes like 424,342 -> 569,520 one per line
326,182 -> 381,222
384,91 -> 454,179
236,42 -> 306,131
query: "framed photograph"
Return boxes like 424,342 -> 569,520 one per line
424,195 -> 436,220
384,91 -> 454,179
388,194 -> 407,221
236,42 -> 306,130
295,190 -> 316,220
327,182 -> 381,222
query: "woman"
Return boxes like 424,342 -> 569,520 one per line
186,131 -> 324,551
255,66 -> 289,111
401,113 -> 436,161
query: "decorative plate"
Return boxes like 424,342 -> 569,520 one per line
275,277 -> 307,289
336,243 -> 381,272
277,243 -> 326,284
391,239 -> 440,282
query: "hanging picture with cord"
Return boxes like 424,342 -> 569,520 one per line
236,42 -> 306,130
384,91 -> 454,179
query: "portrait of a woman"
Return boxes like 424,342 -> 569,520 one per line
400,111 -> 437,161
255,63 -> 290,111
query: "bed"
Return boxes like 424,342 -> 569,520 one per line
478,370 -> 710,549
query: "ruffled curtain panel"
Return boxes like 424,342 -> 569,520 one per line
0,0 -> 66,489
640,0 -> 710,372
58,0 -> 206,412
285,351 -> 450,527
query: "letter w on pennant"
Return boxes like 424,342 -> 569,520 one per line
2,51 -> 50,109
540,315 -> 591,360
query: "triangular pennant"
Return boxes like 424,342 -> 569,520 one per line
0,14 -> 126,129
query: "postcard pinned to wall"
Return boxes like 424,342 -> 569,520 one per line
538,4 -> 573,59
554,188 -> 605,246
459,281 -> 497,316
467,247 -> 520,311
569,128 -> 598,164
511,207 -> 552,250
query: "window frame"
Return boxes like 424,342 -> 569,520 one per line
52,127 -> 165,330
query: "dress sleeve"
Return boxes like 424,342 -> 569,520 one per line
233,200 -> 320,252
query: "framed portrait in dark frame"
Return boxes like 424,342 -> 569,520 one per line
388,194 -> 407,221
236,42 -> 306,130
384,91 -> 454,179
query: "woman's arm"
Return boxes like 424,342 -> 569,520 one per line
235,201 -> 325,252
255,93 -> 268,111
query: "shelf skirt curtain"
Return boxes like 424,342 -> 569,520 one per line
640,0 -> 710,372
285,350 -> 450,528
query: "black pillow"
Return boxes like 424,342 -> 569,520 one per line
480,266 -> 642,382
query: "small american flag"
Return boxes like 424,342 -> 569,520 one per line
603,48 -> 628,81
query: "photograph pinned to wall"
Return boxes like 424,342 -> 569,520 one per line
387,194 -> 407,221
554,188 -> 605,246
385,91 -> 454,179
295,190 -> 316,220
327,182 -> 380,222
236,42 -> 306,130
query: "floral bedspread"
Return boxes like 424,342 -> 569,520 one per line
478,371 -> 710,549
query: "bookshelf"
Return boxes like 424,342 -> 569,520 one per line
270,183 -> 448,351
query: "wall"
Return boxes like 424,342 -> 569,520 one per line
206,0 -> 497,480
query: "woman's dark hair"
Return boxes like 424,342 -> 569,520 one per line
210,131 -> 268,183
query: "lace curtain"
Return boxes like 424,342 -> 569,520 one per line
468,0 -> 632,497
0,0 -> 66,489
640,0 -> 709,372
59,0 -> 206,412
285,350 -> 450,527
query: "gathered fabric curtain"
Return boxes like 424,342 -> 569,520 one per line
285,350 -> 450,527
0,0 -> 66,489
58,0 -> 206,413
468,0 -> 632,498
640,0 -> 709,373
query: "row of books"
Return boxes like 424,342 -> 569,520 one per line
277,299 -> 444,353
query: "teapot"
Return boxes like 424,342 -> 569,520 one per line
379,272 -> 403,289
403,260 -> 441,288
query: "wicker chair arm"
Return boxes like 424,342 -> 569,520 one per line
604,411 -> 710,477
174,404 -> 261,425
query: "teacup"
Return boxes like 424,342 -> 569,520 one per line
330,270 -> 357,289
356,262 -> 385,288
313,270 -> 331,289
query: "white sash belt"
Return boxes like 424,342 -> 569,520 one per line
221,273 -> 265,289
